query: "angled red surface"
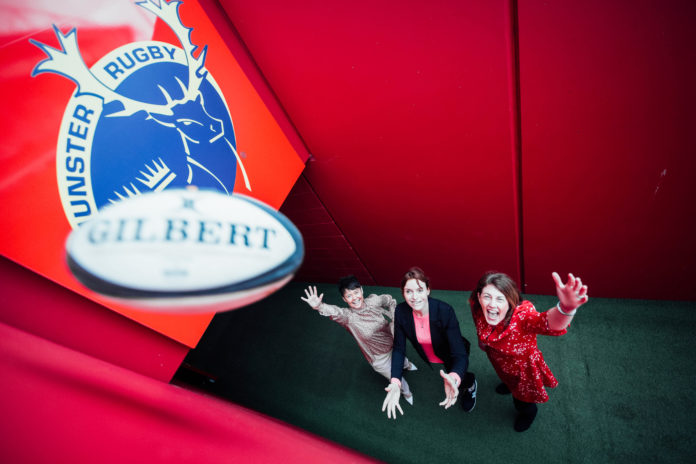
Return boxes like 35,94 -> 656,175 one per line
0,321 -> 376,464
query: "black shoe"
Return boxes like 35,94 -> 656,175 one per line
460,379 -> 477,412
514,409 -> 537,432
495,382 -> 511,395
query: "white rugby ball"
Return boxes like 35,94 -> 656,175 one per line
65,189 -> 304,314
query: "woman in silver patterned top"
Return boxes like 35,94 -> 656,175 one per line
301,275 -> 417,403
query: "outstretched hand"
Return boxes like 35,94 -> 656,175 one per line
438,370 -> 459,409
552,272 -> 589,312
300,285 -> 323,309
382,382 -> 403,419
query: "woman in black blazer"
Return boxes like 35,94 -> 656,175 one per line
382,267 -> 477,419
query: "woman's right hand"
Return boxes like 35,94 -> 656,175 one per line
300,285 -> 323,309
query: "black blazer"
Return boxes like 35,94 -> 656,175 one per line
390,297 -> 470,381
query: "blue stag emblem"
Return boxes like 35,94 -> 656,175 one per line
31,0 -> 250,227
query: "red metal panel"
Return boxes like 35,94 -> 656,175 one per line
518,0 -> 696,299
221,0 -> 521,290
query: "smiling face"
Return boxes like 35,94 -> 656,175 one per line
342,287 -> 364,310
403,278 -> 430,313
479,284 -> 511,326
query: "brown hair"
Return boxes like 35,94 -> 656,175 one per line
400,266 -> 430,292
469,271 -> 521,326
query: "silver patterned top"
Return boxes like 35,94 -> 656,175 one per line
317,294 -> 397,364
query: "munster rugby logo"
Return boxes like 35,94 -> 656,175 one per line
31,0 -> 250,228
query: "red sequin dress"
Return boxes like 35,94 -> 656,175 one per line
471,300 -> 567,403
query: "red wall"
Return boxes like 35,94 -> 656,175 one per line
224,0 -> 522,290
222,0 -> 696,299
518,0 -> 696,297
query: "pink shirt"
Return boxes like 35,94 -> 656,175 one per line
391,309 -> 460,388
413,312 -> 444,364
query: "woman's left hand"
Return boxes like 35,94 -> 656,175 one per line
552,272 -> 589,312
438,370 -> 459,409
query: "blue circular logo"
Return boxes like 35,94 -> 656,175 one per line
54,40 -> 240,227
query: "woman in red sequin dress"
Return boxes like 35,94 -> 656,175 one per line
470,271 -> 588,432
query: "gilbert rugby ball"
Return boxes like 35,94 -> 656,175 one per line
65,189 -> 304,314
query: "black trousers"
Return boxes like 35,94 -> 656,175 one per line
513,396 -> 538,415
462,371 -> 476,389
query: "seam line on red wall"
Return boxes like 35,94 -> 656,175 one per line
509,0 -> 526,290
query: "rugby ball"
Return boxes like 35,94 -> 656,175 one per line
65,189 -> 304,314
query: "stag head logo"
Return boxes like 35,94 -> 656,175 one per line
30,0 -> 250,228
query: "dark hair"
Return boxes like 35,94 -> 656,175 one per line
400,267 -> 430,292
469,271 -> 521,326
338,275 -> 361,296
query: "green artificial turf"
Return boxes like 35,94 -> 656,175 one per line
174,282 -> 696,463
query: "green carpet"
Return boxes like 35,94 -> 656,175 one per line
174,282 -> 696,463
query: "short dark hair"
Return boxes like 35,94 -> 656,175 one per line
400,267 -> 430,292
469,271 -> 521,326
338,275 -> 361,296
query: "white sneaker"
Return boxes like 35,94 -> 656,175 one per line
404,393 -> 414,405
